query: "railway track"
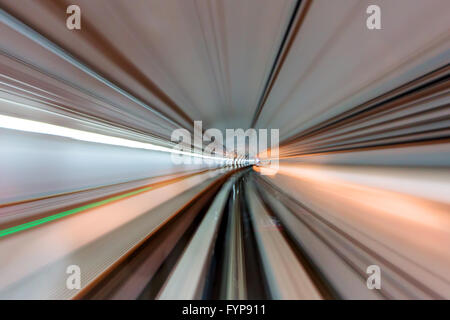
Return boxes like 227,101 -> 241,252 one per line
1,164 -> 449,300
75,168 -> 329,300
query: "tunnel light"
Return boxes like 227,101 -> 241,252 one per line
0,114 -> 229,162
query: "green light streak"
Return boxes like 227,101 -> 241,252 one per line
0,186 -> 153,238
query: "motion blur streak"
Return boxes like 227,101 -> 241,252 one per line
0,0 -> 449,300
0,184 -> 155,238
0,113 -> 227,160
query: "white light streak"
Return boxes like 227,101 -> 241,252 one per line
0,114 -> 228,162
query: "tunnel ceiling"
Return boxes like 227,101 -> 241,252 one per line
0,0 -> 449,143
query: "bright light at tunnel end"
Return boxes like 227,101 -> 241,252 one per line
169,120 -> 279,173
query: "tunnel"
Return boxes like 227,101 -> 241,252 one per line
0,0 -> 449,302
